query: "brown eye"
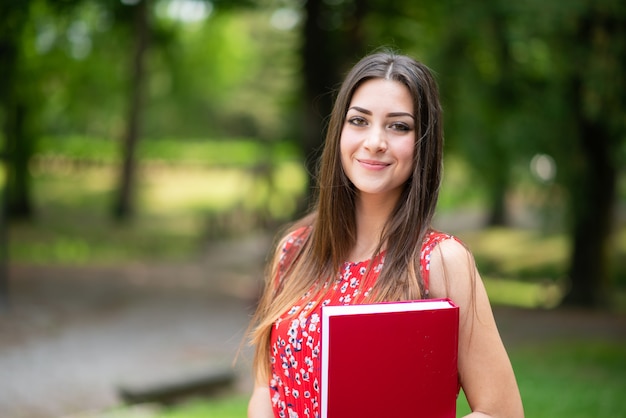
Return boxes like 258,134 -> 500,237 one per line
348,116 -> 368,126
390,122 -> 411,132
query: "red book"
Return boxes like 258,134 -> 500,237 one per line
320,298 -> 459,418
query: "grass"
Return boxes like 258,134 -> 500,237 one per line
155,396 -> 250,418
456,340 -> 626,417
514,341 -> 626,417
11,159 -> 306,265
36,135 -> 299,166
68,397 -> 250,418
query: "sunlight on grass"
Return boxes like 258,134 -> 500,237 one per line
140,161 -> 306,216
36,136 -> 300,167
483,277 -> 563,308
272,161 -> 307,194
511,341 -> 626,418
10,215 -> 203,265
72,396 -> 249,418
13,166 -> 208,264
141,167 -> 249,212
11,159 -> 307,265
157,396 -> 248,418
459,227 -> 569,280
456,341 -> 626,417
32,166 -> 116,210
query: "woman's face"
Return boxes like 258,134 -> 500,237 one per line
340,78 -> 415,202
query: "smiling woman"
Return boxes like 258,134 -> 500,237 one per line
246,51 -> 524,418
340,78 -> 416,206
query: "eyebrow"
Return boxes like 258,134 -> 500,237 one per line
348,106 -> 415,120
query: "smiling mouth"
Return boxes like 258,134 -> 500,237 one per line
357,159 -> 390,169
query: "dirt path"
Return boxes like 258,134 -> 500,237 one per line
1,233 -> 624,418
0,234 -> 270,418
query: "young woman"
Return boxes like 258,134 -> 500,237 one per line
247,51 -> 524,418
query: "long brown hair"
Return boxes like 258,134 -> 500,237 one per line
248,51 -> 444,379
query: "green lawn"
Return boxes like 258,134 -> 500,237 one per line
457,340 -> 626,417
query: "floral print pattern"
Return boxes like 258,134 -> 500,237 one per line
268,228 -> 456,418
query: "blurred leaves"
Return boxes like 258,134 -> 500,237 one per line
1,0 -> 625,306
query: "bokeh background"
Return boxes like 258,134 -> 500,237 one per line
1,0 -> 625,417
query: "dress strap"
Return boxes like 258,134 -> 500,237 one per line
274,226 -> 311,289
419,230 -> 458,295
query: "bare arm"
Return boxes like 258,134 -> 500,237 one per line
429,239 -> 524,418
248,380 -> 274,418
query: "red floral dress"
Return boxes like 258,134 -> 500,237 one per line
268,227 -> 457,418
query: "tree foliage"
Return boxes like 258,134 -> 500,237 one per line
434,0 -> 625,307
293,0 -> 625,307
1,0 -> 624,307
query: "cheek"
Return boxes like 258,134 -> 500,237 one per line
339,130 -> 355,161
397,138 -> 415,165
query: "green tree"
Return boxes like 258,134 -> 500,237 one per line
0,0 -> 87,307
553,0 -> 626,307
112,0 -> 152,221
436,0 -> 625,307
297,0 -> 369,210
111,0 -> 257,220
0,0 -> 36,220
1,0 -> 116,222
432,1 -> 541,227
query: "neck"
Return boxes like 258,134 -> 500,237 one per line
349,192 -> 399,262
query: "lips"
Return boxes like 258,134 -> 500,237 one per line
357,159 -> 391,170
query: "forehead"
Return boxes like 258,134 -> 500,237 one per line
349,78 -> 413,111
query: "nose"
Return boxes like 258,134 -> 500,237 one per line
364,125 -> 387,153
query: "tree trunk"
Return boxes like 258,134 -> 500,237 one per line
5,102 -> 34,219
113,0 -> 150,221
485,5 -> 515,228
563,119 -> 616,308
486,174 -> 508,227
0,157 -> 7,310
0,1 -> 33,309
299,0 -> 335,212
298,0 -> 368,214
561,12 -> 619,308
0,3 -> 33,221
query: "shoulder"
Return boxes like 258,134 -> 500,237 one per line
422,230 -> 469,263
421,230 -> 460,255
423,231 -> 477,299
419,230 -> 466,293
267,225 -> 312,290
277,225 -> 311,254
272,224 -> 312,272
420,230 -> 467,272
275,213 -> 316,253
434,235 -> 471,261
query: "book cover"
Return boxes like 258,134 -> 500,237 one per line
320,298 -> 459,418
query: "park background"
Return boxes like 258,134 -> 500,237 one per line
1,0 -> 625,417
